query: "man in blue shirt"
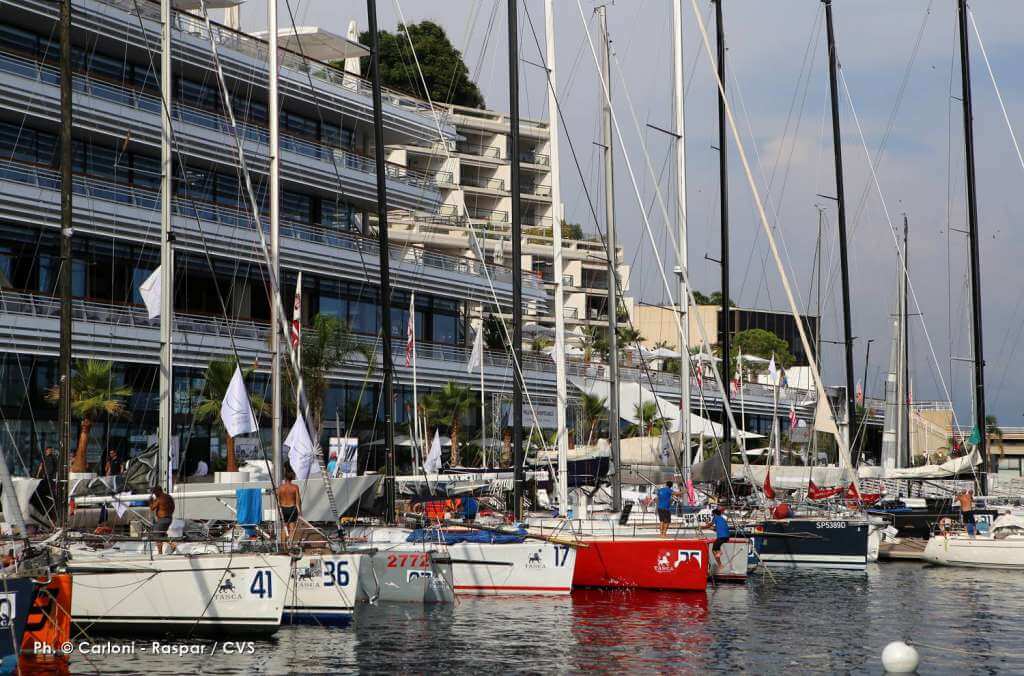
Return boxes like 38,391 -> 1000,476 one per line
461,494 -> 479,523
703,507 -> 731,568
656,481 -> 677,536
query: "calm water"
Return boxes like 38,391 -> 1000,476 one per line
67,562 -> 1023,674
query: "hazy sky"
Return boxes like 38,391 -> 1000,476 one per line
241,1 -> 1024,428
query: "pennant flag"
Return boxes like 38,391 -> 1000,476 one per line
424,429 -> 442,474
788,403 -> 797,430
967,425 -> 982,446
685,478 -> 697,506
696,366 -> 704,390
290,271 -> 302,350
467,327 -> 483,373
139,266 -> 161,319
405,294 -> 416,367
285,413 -> 318,480
763,469 -> 776,500
768,354 -> 778,385
220,366 -> 258,437
856,380 -> 864,404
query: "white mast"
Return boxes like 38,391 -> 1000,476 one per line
269,0 -> 282,487
158,0 -> 173,489
672,0 -> 691,486
544,0 -> 569,516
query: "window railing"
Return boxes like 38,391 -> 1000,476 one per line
432,171 -> 455,186
521,183 -> 552,198
468,207 -> 509,223
461,175 -> 506,191
456,142 -> 503,159
522,215 -> 553,228
520,151 -> 550,166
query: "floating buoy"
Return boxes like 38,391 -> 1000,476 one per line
881,641 -> 920,673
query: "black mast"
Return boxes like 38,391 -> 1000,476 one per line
714,0 -> 730,445
57,0 -> 73,527
957,0 -> 987,491
824,0 -> 857,464
367,0 -> 396,523
508,0 -> 525,520
902,216 -> 911,468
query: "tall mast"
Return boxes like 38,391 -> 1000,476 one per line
672,0 -> 691,479
597,5 -> 621,513
268,0 -> 282,489
824,0 -> 857,465
367,0 -> 397,522
713,0 -> 730,446
158,0 -> 173,488
508,0 -> 525,521
902,216 -> 910,467
57,0 -> 73,520
957,0 -> 987,492
544,0 -> 569,516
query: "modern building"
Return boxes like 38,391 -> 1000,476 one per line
0,0 -> 555,474
386,102 -> 633,333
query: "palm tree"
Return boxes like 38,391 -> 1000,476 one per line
626,400 -> 668,437
46,359 -> 132,474
284,313 -> 373,438
985,415 -> 1005,461
423,382 -> 476,466
581,392 -> 607,445
529,335 -> 553,353
617,326 -> 644,366
194,357 -> 267,472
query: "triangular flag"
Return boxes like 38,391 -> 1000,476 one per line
467,327 -> 483,373
768,354 -> 778,385
424,430 -> 442,474
764,469 -> 776,500
140,266 -> 161,319
220,366 -> 258,437
967,425 -> 982,446
285,413 -> 318,480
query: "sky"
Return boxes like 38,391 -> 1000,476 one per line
239,1 -> 1024,428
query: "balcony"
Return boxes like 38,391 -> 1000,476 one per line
455,142 -> 503,160
0,160 -> 536,307
520,151 -> 550,166
521,183 -> 552,198
460,175 -> 506,192
467,207 -> 508,223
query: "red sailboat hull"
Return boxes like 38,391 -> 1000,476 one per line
573,538 -> 709,591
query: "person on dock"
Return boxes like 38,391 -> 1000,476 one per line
103,449 -> 121,477
957,489 -> 976,537
149,485 -> 175,554
657,481 -> 678,537
703,507 -> 731,568
461,494 -> 479,523
277,466 -> 301,542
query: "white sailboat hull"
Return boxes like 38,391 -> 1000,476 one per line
447,541 -> 575,595
285,553 -> 365,623
922,534 -> 1024,569
68,551 -> 289,636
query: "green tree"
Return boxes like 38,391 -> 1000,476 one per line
357,21 -> 485,109
691,290 -> 712,305
581,393 -> 607,444
617,325 -> 644,365
986,415 -> 1005,460
627,400 -> 668,438
423,382 -> 476,466
730,328 -> 795,377
560,220 -> 584,241
285,313 -> 374,439
708,291 -> 735,307
529,335 -> 553,353
46,359 -> 132,474
194,357 -> 267,473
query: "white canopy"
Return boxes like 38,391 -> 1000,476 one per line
251,26 -> 369,62
644,346 -> 682,360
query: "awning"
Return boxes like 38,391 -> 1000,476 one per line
251,26 -> 369,62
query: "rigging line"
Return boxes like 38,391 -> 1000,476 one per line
838,68 -> 962,430
573,0 -> 768,486
389,0 -> 558,458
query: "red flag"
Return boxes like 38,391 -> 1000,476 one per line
405,294 -> 415,367
808,480 -> 843,500
788,403 -> 797,429
856,380 -> 864,405
696,367 -> 703,390
764,470 -> 776,500
289,272 -> 302,350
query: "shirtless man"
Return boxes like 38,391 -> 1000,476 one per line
149,485 -> 175,554
957,489 -> 976,537
277,466 -> 301,542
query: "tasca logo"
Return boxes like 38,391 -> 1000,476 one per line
654,549 -> 703,573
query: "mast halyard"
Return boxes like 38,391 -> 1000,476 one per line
543,0 -> 570,516
672,0 -> 691,482
597,5 -> 621,513
508,0 -> 525,521
367,0 -> 397,524
824,0 -> 858,468
957,0 -> 988,493
713,0 -> 731,448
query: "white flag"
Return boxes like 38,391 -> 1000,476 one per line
290,271 -> 302,350
285,413 -> 319,480
113,498 -> 128,518
424,430 -> 442,474
467,328 -> 483,373
220,366 -> 258,437
140,266 -> 161,319
768,354 -> 778,385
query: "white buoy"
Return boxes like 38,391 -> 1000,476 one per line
881,641 -> 920,673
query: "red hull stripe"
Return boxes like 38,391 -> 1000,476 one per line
455,585 -> 572,592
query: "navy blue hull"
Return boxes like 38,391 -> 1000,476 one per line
753,518 -> 869,570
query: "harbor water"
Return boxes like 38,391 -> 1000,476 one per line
69,562 -> 1022,674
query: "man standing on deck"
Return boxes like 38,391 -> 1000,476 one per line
957,489 -> 976,537
657,481 -> 677,537
703,507 -> 731,568
277,466 -> 301,542
149,485 -> 175,554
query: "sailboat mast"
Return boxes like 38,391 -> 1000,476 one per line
957,0 -> 987,492
597,5 -> 621,513
57,0 -> 73,522
672,0 -> 691,480
158,0 -> 173,489
902,216 -> 910,467
543,0 -> 569,516
268,0 -> 282,487
366,0 -> 397,523
508,0 -> 525,521
713,0 -> 731,447
824,0 -> 857,465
